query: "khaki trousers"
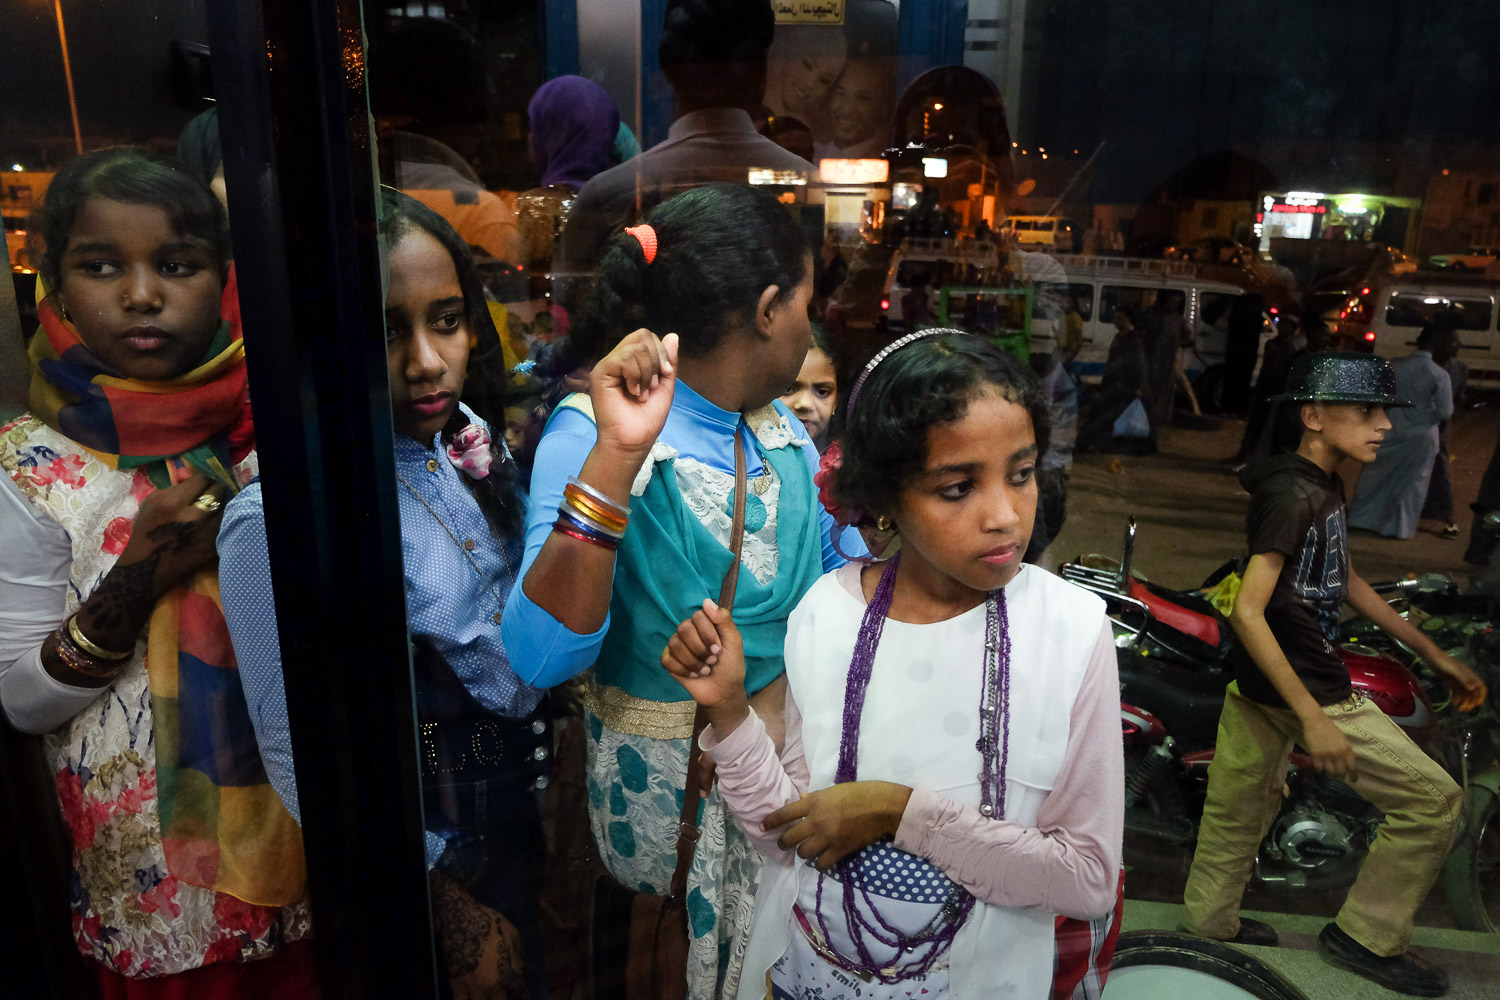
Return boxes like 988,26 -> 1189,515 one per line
1181,683 -> 1462,956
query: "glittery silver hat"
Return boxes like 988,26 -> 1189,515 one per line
1272,351 -> 1410,407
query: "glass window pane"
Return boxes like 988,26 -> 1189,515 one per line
10,1 -> 1500,996
1386,292 -> 1493,330
0,2 -> 341,994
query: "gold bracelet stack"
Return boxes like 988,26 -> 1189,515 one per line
53,615 -> 132,680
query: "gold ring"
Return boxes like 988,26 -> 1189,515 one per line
192,492 -> 223,513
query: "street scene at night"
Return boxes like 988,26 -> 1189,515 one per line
2,3 -> 1500,999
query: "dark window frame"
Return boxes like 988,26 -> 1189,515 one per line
208,1 -> 440,996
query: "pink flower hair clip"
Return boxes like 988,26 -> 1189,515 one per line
814,441 -> 860,527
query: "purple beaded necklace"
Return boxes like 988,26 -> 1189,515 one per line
811,552 -> 1013,983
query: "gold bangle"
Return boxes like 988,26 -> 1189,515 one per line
53,628 -> 125,680
67,615 -> 133,661
565,476 -> 630,518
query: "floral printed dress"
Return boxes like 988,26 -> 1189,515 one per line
583,405 -> 811,1000
1,416 -> 310,979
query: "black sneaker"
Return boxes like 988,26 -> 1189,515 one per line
1176,917 -> 1279,947
1317,923 -> 1448,997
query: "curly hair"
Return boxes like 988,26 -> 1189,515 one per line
831,332 -> 1050,525
551,183 -> 808,374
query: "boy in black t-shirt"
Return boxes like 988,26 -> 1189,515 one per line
1182,353 -> 1487,997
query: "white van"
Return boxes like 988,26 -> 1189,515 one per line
880,237 -> 1003,330
1043,255 -> 1268,394
1350,274 -> 1500,388
882,250 -> 1269,406
1001,215 -> 1081,251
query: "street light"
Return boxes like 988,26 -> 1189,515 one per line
36,0 -> 83,155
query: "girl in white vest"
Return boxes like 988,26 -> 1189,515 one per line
661,330 -> 1124,999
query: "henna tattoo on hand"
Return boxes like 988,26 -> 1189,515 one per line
82,519 -> 215,641
496,940 -> 529,999
433,874 -> 490,978
85,550 -> 163,638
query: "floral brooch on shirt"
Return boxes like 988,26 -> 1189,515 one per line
446,424 -> 496,480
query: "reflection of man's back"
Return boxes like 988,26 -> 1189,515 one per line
555,108 -> 811,275
554,0 -> 813,275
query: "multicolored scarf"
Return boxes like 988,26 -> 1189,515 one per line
32,267 -> 306,906
29,267 -> 255,489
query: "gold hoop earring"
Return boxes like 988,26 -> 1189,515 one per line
876,515 -> 893,532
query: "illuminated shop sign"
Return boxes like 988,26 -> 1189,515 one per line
1270,202 -> 1327,214
818,158 -> 889,184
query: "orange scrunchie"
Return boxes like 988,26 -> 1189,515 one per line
625,223 -> 657,264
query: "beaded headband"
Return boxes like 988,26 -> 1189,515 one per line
845,328 -> 956,414
624,224 -> 658,264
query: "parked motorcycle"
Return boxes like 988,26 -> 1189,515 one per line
1344,587 -> 1500,934
1062,518 -> 1499,929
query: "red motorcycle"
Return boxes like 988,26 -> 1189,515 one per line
1061,519 -> 1489,921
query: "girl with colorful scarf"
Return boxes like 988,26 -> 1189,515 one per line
0,148 -> 316,997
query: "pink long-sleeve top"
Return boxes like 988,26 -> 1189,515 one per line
702,563 -> 1124,919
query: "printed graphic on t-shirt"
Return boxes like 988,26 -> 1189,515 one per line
1236,456 -> 1355,708
1292,505 -> 1347,647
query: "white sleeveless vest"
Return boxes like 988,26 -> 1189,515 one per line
736,564 -> 1106,1000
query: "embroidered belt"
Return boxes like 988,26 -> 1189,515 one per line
419,703 -> 551,781
582,674 -> 697,740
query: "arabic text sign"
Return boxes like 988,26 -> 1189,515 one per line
773,1 -> 845,26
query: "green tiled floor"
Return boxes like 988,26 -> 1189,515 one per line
1121,899 -> 1500,999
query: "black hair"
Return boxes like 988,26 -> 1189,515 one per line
554,183 -> 809,373
38,147 -> 227,294
1267,400 -> 1309,459
808,320 -> 839,366
831,332 -> 1050,527
762,115 -> 811,141
659,0 -> 774,109
378,187 -> 525,542
806,320 -> 847,390
1417,320 -> 1459,347
1115,305 -> 1138,324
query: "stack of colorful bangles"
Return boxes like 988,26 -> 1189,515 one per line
555,476 -> 630,551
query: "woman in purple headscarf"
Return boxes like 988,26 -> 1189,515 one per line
516,75 -> 623,276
